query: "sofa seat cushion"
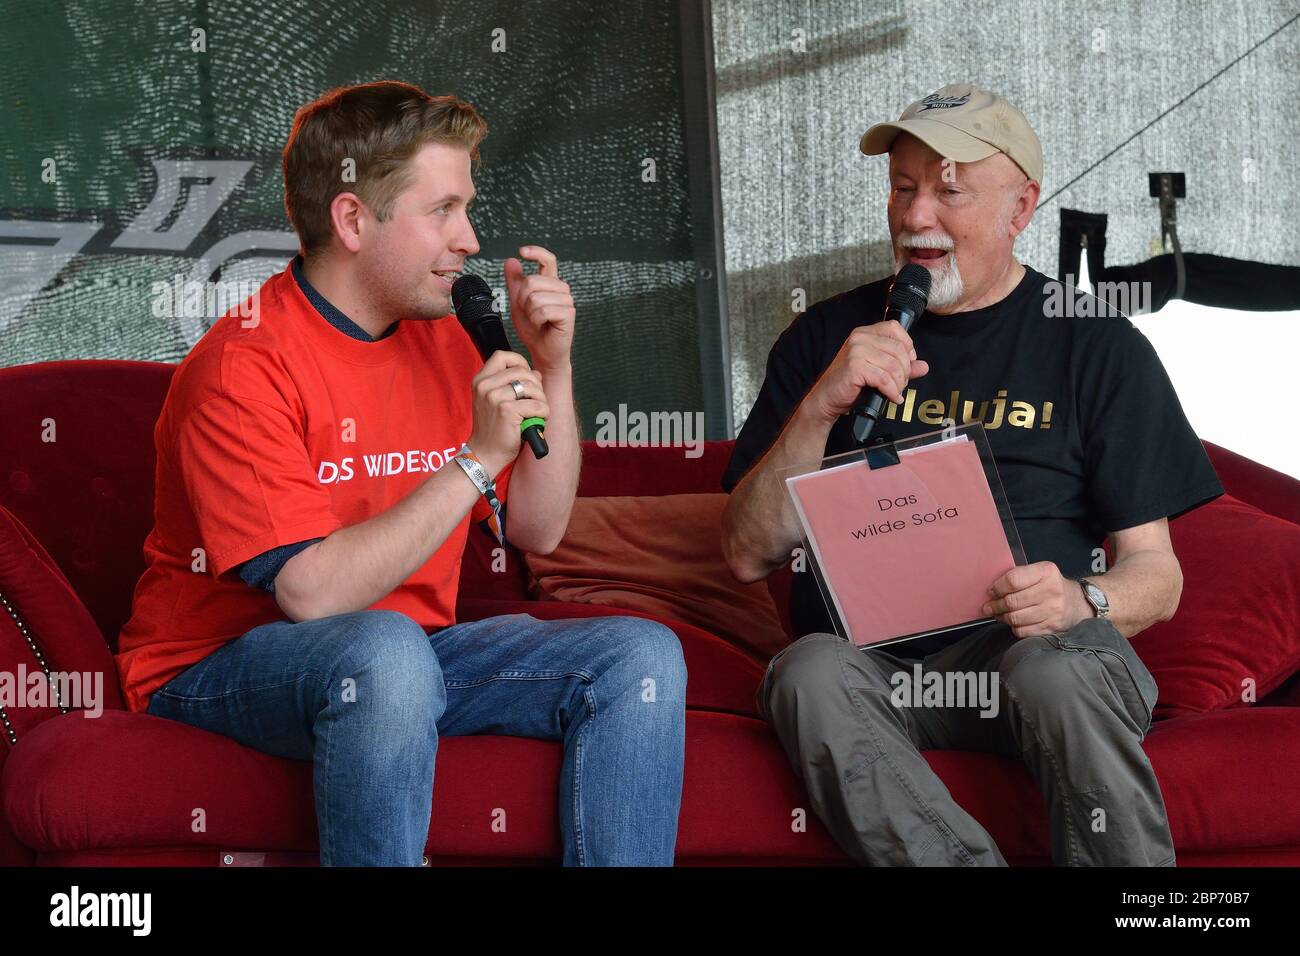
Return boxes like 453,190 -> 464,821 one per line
1143,707 -> 1300,851
925,706 -> 1300,860
8,702 -> 1300,863
2,707 -> 845,863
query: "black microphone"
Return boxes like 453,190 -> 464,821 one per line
451,274 -> 549,460
851,263 -> 932,445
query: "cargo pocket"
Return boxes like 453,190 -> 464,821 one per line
1049,618 -> 1157,737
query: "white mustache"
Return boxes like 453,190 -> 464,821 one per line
898,232 -> 955,251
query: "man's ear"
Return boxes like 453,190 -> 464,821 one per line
1007,178 -> 1040,239
327,191 -> 366,254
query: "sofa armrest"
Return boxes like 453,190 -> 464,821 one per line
1205,441 -> 1300,527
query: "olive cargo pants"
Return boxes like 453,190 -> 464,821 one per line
758,617 -> 1175,866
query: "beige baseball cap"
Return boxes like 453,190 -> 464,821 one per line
859,83 -> 1043,184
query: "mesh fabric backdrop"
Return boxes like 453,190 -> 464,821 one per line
0,0 -> 708,437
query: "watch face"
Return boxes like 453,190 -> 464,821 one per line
1084,581 -> 1108,609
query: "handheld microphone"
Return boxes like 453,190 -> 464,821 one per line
851,263 -> 932,445
451,274 -> 549,460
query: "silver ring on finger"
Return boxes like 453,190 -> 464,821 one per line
510,379 -> 526,401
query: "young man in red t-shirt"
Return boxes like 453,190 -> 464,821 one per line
115,81 -> 685,866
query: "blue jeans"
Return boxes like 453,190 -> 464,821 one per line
145,610 -> 687,866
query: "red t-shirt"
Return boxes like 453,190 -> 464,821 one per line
115,265 -> 510,713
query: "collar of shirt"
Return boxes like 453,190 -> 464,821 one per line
290,255 -> 397,342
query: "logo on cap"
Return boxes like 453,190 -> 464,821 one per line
917,93 -> 971,112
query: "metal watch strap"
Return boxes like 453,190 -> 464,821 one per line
1079,578 -> 1109,618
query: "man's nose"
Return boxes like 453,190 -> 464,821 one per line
456,218 -> 481,258
900,190 -> 940,235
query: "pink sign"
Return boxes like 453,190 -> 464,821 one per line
785,438 -> 1017,646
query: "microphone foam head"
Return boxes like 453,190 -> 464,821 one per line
890,263 -> 932,315
451,274 -> 495,327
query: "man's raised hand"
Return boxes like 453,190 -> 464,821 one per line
504,245 -> 575,373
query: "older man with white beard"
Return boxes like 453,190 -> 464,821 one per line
720,85 -> 1224,866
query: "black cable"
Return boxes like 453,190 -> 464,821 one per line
1040,11 -> 1300,208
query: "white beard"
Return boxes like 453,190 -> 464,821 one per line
924,253 -> 964,309
895,247 -> 964,310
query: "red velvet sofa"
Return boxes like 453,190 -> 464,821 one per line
2,359 -> 1300,866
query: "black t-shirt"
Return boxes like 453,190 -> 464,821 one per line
722,264 -> 1224,645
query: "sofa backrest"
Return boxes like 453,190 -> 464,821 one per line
3,358 -> 1298,646
0,360 -> 176,652
1202,441 -> 1300,527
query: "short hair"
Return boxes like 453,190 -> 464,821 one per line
282,81 -> 487,256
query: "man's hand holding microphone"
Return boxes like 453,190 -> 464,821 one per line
455,245 -> 575,478
722,267 -> 932,584
453,245 -> 580,557
466,351 -> 550,478
804,320 -> 929,427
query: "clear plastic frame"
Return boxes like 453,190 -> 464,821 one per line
779,423 -> 1027,648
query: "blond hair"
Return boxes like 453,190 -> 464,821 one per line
282,81 -> 487,255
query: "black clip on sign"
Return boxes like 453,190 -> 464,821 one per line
864,432 -> 900,470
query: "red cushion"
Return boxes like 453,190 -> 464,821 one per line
2,710 -> 319,856
1145,707 -> 1300,852
926,705 -> 1300,861
10,699 -> 1300,863
1,706 -> 845,864
1126,495 -> 1300,717
0,504 -> 125,864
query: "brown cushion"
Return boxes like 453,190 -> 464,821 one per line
522,494 -> 788,659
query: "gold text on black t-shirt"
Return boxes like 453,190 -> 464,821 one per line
882,388 -> 1054,430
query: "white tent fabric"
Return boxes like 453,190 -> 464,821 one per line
713,0 -> 1300,428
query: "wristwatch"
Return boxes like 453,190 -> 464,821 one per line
1078,578 -> 1110,618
